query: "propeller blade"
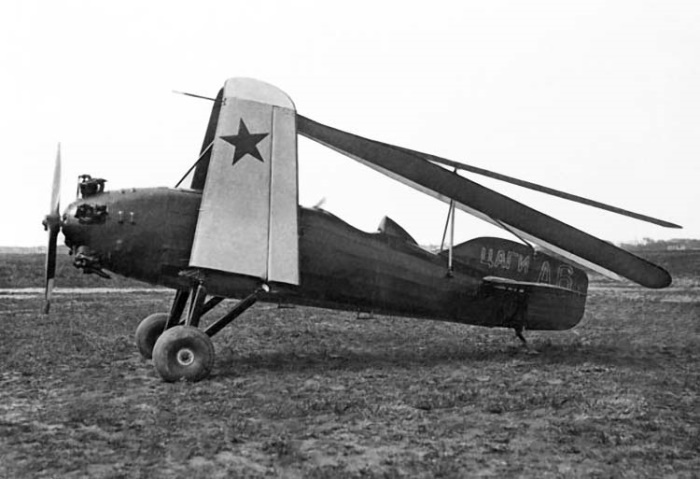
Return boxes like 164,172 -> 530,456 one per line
396,147 -> 681,229
43,224 -> 59,314
296,115 -> 673,289
43,144 -> 62,314
49,143 -> 61,216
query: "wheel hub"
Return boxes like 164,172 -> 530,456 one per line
176,348 -> 195,366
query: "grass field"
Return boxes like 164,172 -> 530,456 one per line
1,253 -> 699,477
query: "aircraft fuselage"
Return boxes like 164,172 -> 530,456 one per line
61,187 -> 585,330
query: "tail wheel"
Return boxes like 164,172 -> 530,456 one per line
152,326 -> 214,382
134,313 -> 169,360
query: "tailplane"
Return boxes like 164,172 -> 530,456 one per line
449,237 -> 588,330
448,236 -> 588,294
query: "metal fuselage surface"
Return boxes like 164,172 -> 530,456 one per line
62,187 -> 586,330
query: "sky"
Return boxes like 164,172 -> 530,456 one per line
2,0 -> 698,248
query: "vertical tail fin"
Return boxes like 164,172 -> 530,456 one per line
189,78 -> 299,285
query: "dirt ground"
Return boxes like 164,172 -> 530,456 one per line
1,276 -> 699,477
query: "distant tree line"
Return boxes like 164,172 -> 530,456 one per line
618,238 -> 700,251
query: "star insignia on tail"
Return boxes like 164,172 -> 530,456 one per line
220,119 -> 269,166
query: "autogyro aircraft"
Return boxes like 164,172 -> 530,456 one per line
42,78 -> 680,382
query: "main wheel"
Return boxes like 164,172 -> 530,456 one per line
135,313 -> 169,360
152,325 -> 215,382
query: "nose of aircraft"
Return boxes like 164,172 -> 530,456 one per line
42,151 -> 112,312
61,200 -> 85,248
61,193 -> 111,248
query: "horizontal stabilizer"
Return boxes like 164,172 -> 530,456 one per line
482,277 -> 586,330
297,115 -> 672,289
449,237 -> 588,294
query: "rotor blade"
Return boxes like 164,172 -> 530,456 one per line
42,224 -> 59,314
172,90 -> 220,103
397,147 -> 681,229
296,115 -> 672,289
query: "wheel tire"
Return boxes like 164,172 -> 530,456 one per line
152,326 -> 215,382
135,313 -> 169,360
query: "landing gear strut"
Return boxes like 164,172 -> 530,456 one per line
135,279 -> 269,382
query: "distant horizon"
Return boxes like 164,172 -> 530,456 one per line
5,236 -> 700,252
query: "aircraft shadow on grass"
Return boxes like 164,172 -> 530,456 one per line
213,340 -> 671,378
